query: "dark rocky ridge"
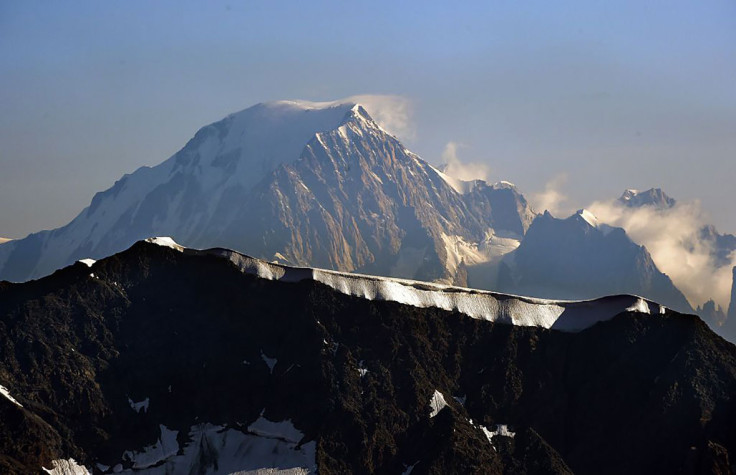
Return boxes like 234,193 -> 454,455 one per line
0,241 -> 735,474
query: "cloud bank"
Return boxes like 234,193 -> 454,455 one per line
588,198 -> 734,312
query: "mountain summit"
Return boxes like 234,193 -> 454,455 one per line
3,100 -> 734,341
618,188 -> 676,209
0,100 -> 533,285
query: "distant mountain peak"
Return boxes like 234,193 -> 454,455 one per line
497,209 -> 693,313
618,188 -> 676,209
0,98 -> 539,286
492,180 -> 517,190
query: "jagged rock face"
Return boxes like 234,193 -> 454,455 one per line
697,299 -> 726,328
1,242 -> 735,474
217,106 -> 492,281
617,190 -> 736,270
619,188 -> 676,209
613,188 -> 736,337
0,100 -> 708,336
0,102 -> 533,285
620,189 -> 736,270
461,182 -> 536,238
0,102 -> 359,282
496,211 -> 693,313
698,225 -> 736,269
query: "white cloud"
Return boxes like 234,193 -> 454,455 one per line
345,94 -> 415,141
529,174 -> 571,216
440,141 -> 491,182
588,198 -> 734,311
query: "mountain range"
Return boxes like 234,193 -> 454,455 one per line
1,238 -> 735,474
0,101 -> 533,287
0,99 -> 734,341
611,188 -> 736,341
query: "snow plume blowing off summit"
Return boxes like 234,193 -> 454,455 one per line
345,94 -> 415,141
440,141 -> 491,183
589,197 -> 735,313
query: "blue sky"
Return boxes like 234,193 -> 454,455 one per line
1,1 -> 735,237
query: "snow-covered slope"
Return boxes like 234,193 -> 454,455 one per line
133,237 -> 665,333
0,101 -> 357,282
0,100 -> 536,286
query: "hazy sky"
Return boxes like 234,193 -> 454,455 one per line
1,1 -> 735,238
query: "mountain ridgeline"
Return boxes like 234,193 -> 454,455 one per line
1,240 -> 735,474
0,100 -> 734,337
0,101 -> 533,286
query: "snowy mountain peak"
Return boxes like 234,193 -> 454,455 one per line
492,181 -> 517,190
259,98 -> 356,110
621,189 -> 639,201
618,188 -> 676,209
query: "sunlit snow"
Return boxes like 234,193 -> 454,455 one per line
626,298 -> 652,314
205,247 -> 663,332
474,422 -> 516,451
42,458 -> 90,475
428,390 -> 448,418
578,209 -> 599,227
357,361 -> 368,378
144,237 -> 184,252
0,384 -> 23,408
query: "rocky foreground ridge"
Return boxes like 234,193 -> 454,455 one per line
0,239 -> 735,474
